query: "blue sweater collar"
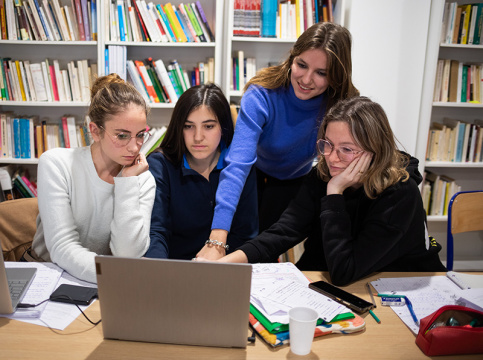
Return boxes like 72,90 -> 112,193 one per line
287,83 -> 327,111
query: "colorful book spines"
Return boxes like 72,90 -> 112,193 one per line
0,0 -> 97,41
108,1 -> 213,42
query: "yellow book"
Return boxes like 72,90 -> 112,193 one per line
460,5 -> 472,44
295,0 -> 301,38
15,61 -> 27,101
164,3 -> 187,42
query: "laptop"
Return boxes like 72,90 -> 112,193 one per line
95,256 -> 252,348
0,253 -> 37,314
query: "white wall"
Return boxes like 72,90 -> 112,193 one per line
345,0 -> 432,156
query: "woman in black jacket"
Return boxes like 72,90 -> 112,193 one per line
211,96 -> 446,285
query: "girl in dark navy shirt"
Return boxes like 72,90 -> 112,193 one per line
145,84 -> 258,260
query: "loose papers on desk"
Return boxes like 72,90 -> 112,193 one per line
251,262 -> 348,324
2,262 -> 97,330
371,274 -> 483,335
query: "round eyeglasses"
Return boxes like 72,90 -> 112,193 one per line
99,126 -> 151,146
316,139 -> 364,162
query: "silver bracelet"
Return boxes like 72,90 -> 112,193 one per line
205,239 -> 229,251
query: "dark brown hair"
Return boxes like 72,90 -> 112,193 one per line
159,84 -> 234,164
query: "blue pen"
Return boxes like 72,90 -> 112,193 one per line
403,296 -> 419,326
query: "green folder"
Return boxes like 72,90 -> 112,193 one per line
249,303 -> 355,334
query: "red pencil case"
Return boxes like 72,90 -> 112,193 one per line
415,305 -> 483,356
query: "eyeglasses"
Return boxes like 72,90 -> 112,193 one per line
316,139 -> 364,162
99,126 -> 151,146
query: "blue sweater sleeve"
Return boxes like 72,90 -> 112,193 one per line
212,87 -> 268,231
144,154 -> 170,258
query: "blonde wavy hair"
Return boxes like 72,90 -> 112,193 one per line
317,96 -> 409,198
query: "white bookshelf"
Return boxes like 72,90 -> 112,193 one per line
416,0 -> 483,269
0,0 -> 224,169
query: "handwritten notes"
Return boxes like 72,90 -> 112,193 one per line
371,276 -> 464,334
251,263 -> 348,323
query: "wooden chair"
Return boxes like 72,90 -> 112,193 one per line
446,191 -> 483,271
0,198 -> 39,261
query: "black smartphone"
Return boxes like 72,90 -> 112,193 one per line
309,280 -> 374,313
50,284 -> 98,306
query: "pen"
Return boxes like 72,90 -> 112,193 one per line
366,283 -> 381,324
376,294 -> 405,298
404,297 -> 419,326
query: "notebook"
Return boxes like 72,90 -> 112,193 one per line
0,253 -> 37,314
95,256 -> 252,348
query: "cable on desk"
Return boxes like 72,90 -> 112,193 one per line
18,296 -> 101,326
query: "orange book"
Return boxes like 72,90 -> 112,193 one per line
35,125 -> 44,158
134,60 -> 159,103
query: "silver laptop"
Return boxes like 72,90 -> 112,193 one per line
95,256 -> 252,348
0,253 -> 37,314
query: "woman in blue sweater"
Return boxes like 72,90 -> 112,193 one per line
199,22 -> 359,260
145,84 -> 258,260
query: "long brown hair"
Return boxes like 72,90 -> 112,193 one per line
317,96 -> 409,198
245,22 -> 359,110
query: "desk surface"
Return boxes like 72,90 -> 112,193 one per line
1,271 -> 481,360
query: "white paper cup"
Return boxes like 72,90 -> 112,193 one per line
288,307 -> 318,356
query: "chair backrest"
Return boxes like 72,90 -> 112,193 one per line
446,191 -> 483,271
0,198 -> 39,261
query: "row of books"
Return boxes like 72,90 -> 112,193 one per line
441,2 -> 483,45
425,118 -> 483,163
140,125 -> 166,156
230,50 -> 257,91
1,57 -> 97,102
106,45 -> 215,104
0,166 -> 37,201
107,1 -> 214,43
421,171 -> 461,217
233,0 -> 334,38
0,112 -> 91,160
1,0 -> 97,41
433,59 -> 482,103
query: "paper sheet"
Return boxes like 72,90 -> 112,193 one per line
371,276 -> 462,334
2,262 -> 97,330
2,262 -> 63,318
251,263 -> 348,323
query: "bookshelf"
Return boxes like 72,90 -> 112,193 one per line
221,0 -> 346,103
0,0 -> 224,175
416,0 -> 483,269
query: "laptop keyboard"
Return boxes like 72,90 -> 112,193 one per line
8,279 -> 29,303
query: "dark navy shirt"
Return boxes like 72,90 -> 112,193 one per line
145,148 -> 258,259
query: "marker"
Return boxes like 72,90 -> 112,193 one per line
366,283 -> 381,324
369,309 -> 381,324
403,297 -> 419,326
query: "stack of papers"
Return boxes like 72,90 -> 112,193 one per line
250,263 -> 365,347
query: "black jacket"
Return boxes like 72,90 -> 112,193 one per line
238,156 -> 446,285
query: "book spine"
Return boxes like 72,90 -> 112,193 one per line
195,1 -> 214,41
73,0 -> 85,40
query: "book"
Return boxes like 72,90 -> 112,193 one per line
195,1 -> 214,41
152,58 -> 178,103
134,59 -> 159,103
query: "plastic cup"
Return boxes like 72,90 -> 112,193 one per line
288,307 -> 318,356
